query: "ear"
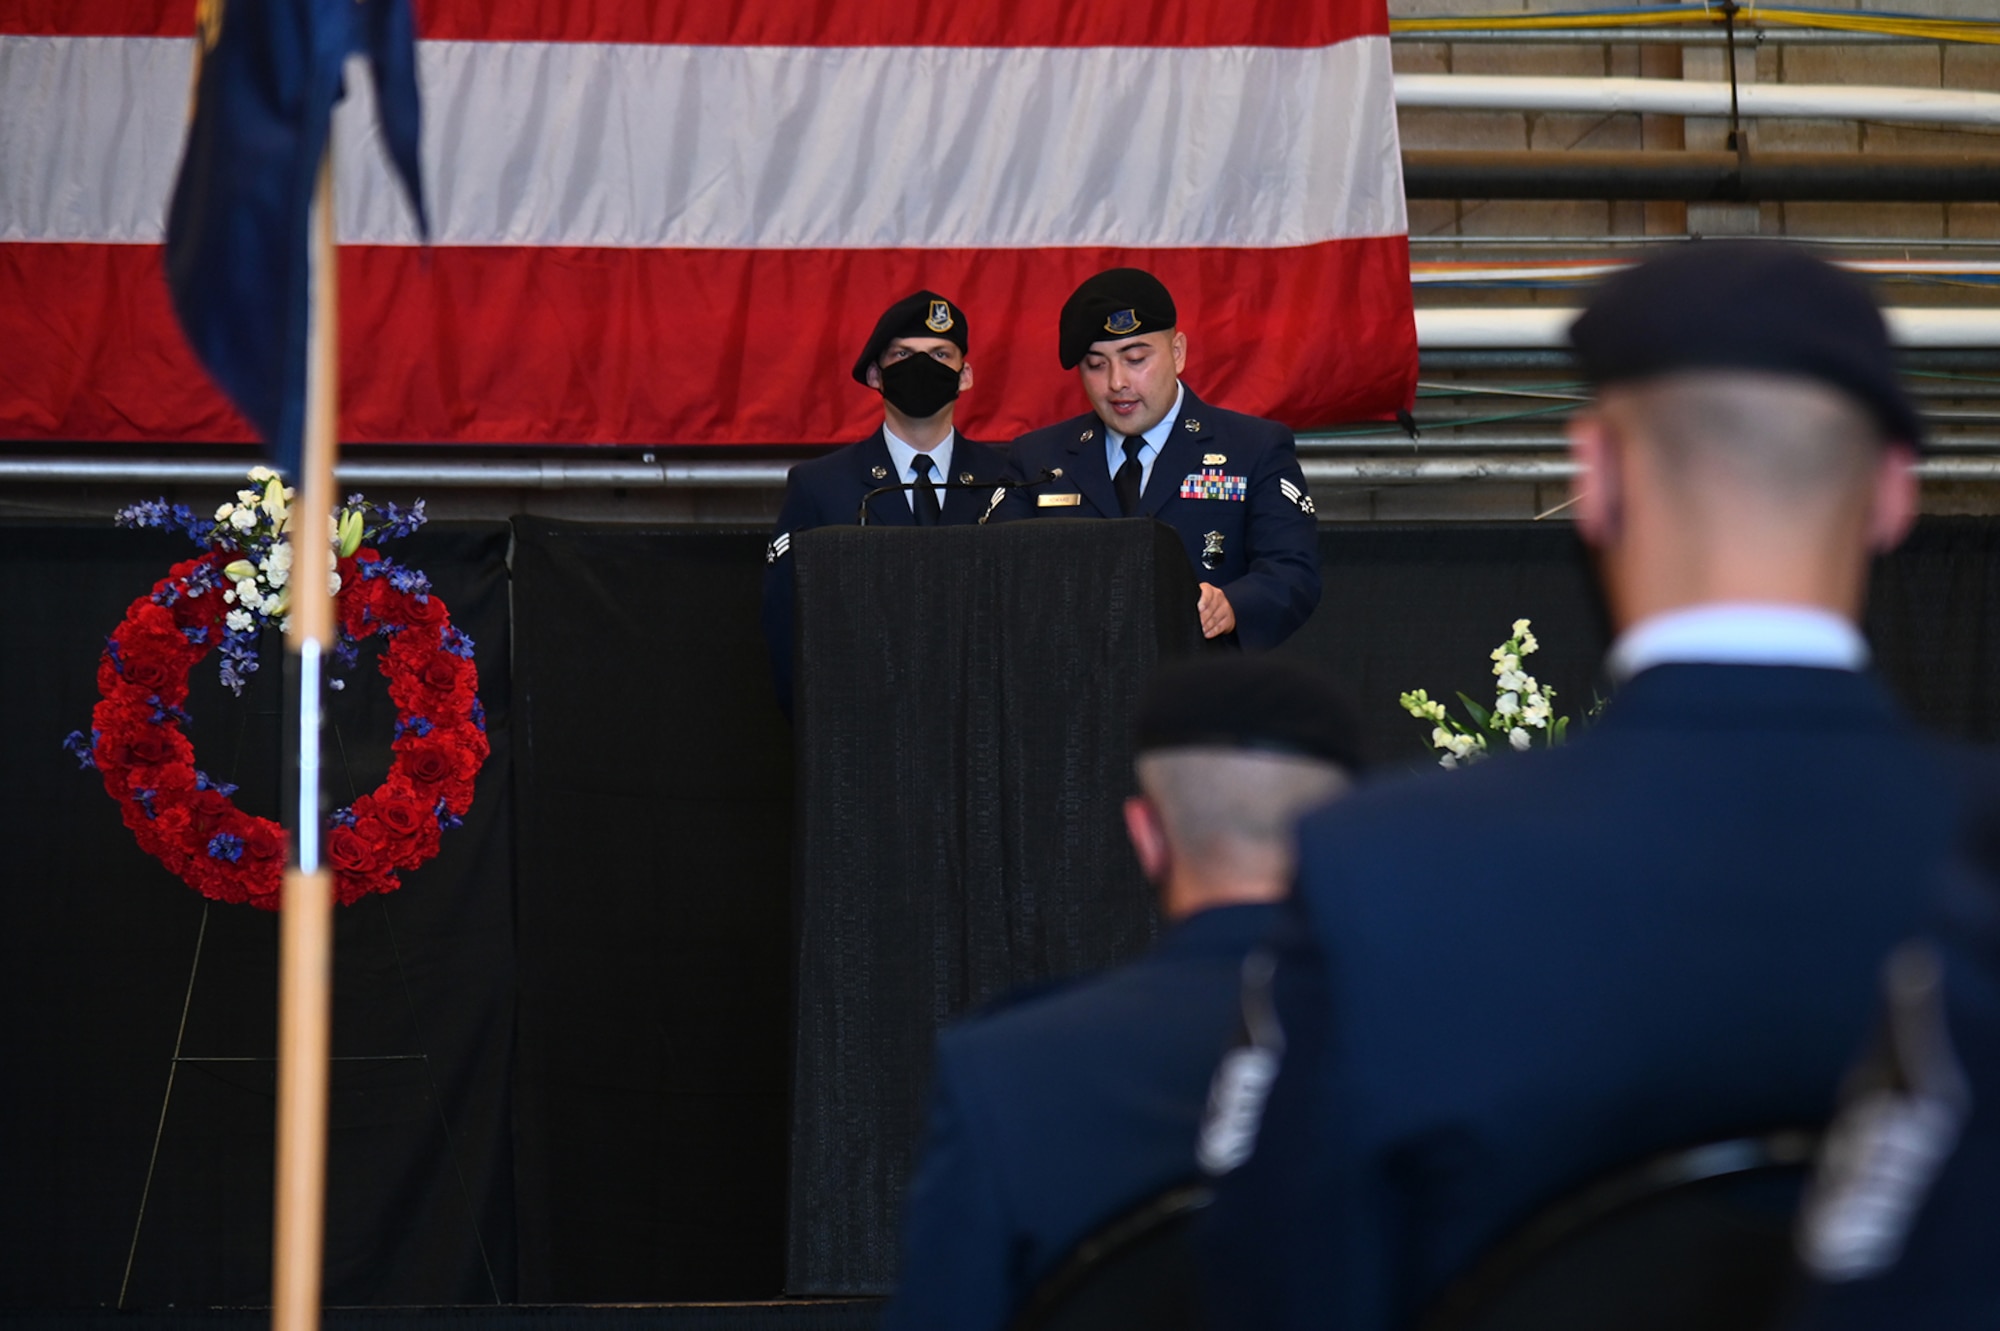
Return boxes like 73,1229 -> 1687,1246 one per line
1567,410 -> 1620,549
1170,330 -> 1188,376
1866,442 -> 1919,553
865,364 -> 883,390
1123,795 -> 1171,883
959,361 -> 974,392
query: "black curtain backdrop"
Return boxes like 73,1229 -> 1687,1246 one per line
508,521 -> 797,1302
0,521 -> 515,1309
6,515 -> 2000,1311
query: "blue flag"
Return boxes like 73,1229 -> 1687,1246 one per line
165,0 -> 427,482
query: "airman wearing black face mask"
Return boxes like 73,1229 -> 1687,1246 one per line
759,290 -> 1008,717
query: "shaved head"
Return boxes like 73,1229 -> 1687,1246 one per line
1134,748 -> 1350,888
1599,371 -> 1885,505
1570,368 -> 1918,629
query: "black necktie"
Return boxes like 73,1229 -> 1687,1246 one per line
1114,434 -> 1146,517
913,454 -> 941,526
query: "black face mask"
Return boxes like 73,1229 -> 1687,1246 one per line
878,352 -> 962,420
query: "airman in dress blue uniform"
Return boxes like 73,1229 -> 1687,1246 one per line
760,290 -> 1007,714
880,656 -> 1362,1331
990,268 -> 1320,650
1197,243 -> 1972,1331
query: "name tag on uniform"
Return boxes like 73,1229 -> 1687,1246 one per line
1180,469 -> 1248,501
1037,493 -> 1083,507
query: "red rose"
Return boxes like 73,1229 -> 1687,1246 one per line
400,592 -> 447,628
421,656 -> 463,691
126,728 -> 176,766
119,655 -> 176,694
369,791 -> 441,866
399,740 -> 457,789
327,826 -> 380,876
240,821 -> 285,866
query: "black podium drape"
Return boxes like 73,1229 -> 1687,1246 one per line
785,519 -> 1200,1294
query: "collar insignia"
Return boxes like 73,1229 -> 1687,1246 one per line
1080,427 -> 1095,442
1184,418 -> 1202,433
958,471 -> 974,484
871,465 -> 889,480
925,300 -> 954,334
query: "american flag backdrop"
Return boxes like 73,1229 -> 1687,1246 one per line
0,0 -> 1415,447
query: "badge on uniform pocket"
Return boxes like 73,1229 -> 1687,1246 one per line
1180,469 -> 1248,501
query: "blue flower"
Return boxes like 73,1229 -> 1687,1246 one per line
62,730 -> 98,770
194,770 -> 239,797
207,833 -> 245,863
381,499 -> 427,540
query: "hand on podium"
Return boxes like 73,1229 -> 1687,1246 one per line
1198,583 -> 1236,639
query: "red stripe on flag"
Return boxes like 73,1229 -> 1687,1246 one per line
7,0 -> 1386,46
1,1 -> 192,36
0,241 -> 1414,446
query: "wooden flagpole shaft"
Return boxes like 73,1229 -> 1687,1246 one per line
272,147 -> 338,1331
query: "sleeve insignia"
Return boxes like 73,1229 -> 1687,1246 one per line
1281,478 -> 1316,515
766,533 -> 792,565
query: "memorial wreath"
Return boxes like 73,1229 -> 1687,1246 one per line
64,469 -> 489,908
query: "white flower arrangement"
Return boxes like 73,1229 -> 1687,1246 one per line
1399,618 -> 1573,768
116,466 -> 428,695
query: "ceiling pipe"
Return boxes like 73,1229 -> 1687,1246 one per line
1415,308 -> 2000,350
1402,150 -> 2000,202
1391,27 -> 1931,45
1395,74 -> 2000,127
7,449 -> 2000,490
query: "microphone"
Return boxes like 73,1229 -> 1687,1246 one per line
855,477 -> 1012,526
977,469 -> 1063,525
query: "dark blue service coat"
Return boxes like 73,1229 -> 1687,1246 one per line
1198,664 -> 1967,1331
760,429 -> 1006,714
989,388 -> 1320,650
880,903 -> 1281,1331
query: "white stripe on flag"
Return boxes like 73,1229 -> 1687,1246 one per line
2,34 -> 1406,249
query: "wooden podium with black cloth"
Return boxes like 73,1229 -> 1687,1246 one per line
785,518 -> 1202,1294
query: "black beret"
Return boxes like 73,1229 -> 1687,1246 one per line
852,290 -> 969,386
1569,241 -> 1921,448
1060,268 -> 1178,370
1135,655 -> 1363,772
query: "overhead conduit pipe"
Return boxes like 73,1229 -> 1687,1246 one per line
1394,74 -> 2000,128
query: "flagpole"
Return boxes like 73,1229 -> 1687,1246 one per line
272,145 -> 338,1331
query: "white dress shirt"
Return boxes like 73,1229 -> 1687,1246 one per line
1103,381 -> 1186,499
882,425 -> 956,515
1606,602 -> 1870,681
